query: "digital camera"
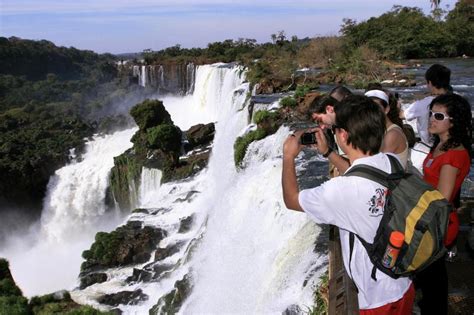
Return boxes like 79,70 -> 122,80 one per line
300,132 -> 317,145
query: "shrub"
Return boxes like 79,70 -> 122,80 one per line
0,296 -> 30,315
308,271 -> 329,315
0,279 -> 23,297
147,124 -> 182,152
253,110 -> 280,125
297,36 -> 343,68
129,99 -> 173,130
234,128 -> 267,167
294,85 -> 311,98
279,96 -> 297,108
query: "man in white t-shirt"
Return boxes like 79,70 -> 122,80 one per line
282,95 -> 414,314
402,64 -> 451,146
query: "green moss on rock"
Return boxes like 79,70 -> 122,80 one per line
150,274 -> 192,315
129,99 -> 173,130
81,222 -> 166,272
147,124 -> 182,152
109,151 -> 143,211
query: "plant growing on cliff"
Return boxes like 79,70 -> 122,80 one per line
147,124 -> 182,152
234,128 -> 267,167
130,99 -> 173,130
308,271 -> 329,315
253,110 -> 280,125
294,84 -> 311,98
280,96 -> 297,108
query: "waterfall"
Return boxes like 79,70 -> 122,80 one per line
0,128 -> 137,296
139,167 -> 162,206
72,63 -> 325,314
186,63 -> 196,94
140,65 -> 147,87
158,65 -> 164,89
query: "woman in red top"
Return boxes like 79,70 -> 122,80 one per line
415,93 -> 472,315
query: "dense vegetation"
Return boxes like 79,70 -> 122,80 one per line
0,37 -> 142,211
341,1 -> 474,59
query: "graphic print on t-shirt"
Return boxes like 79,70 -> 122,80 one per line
367,188 -> 387,217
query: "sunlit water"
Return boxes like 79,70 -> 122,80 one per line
0,129 -> 136,296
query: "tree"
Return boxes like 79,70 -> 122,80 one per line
445,0 -> 474,55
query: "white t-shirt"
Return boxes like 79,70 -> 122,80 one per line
298,153 -> 411,310
404,96 -> 434,146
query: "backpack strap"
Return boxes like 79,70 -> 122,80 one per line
344,154 -> 405,189
349,232 -> 378,282
344,155 -> 405,281
348,232 -> 359,293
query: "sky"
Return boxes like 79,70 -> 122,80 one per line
0,0 -> 458,54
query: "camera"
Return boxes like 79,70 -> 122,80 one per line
300,132 -> 317,145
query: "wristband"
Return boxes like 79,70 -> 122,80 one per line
322,147 -> 333,158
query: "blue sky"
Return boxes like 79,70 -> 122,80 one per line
0,0 -> 457,54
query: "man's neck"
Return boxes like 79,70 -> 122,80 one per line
346,149 -> 372,165
430,86 -> 447,96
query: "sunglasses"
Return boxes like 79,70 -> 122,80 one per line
429,110 -> 452,121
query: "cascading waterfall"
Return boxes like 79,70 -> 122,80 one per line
0,128 -> 137,297
140,65 -> 147,87
73,63 -> 326,314
186,63 -> 196,94
139,167 -> 162,206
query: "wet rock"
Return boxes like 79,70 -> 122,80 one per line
178,215 -> 194,233
81,222 -> 167,274
256,78 -> 289,94
132,208 -> 149,214
150,264 -> 174,280
184,123 -> 215,151
126,268 -> 153,283
79,272 -> 107,289
97,289 -> 148,306
282,304 -> 302,315
149,207 -> 171,215
133,252 -> 151,264
154,243 -> 181,261
174,190 -> 199,203
127,220 -> 143,229
150,274 -> 192,315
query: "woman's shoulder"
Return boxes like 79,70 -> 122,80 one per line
440,147 -> 471,166
385,125 -> 407,143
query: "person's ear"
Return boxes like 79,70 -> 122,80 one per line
326,105 -> 334,114
337,128 -> 348,143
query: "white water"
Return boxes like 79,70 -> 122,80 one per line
139,167 -> 162,206
73,64 -> 326,314
0,128 -> 137,297
160,64 -> 246,130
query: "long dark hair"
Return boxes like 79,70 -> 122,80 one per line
387,92 -> 404,128
430,94 -> 472,157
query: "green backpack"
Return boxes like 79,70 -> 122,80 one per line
345,154 -> 450,279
